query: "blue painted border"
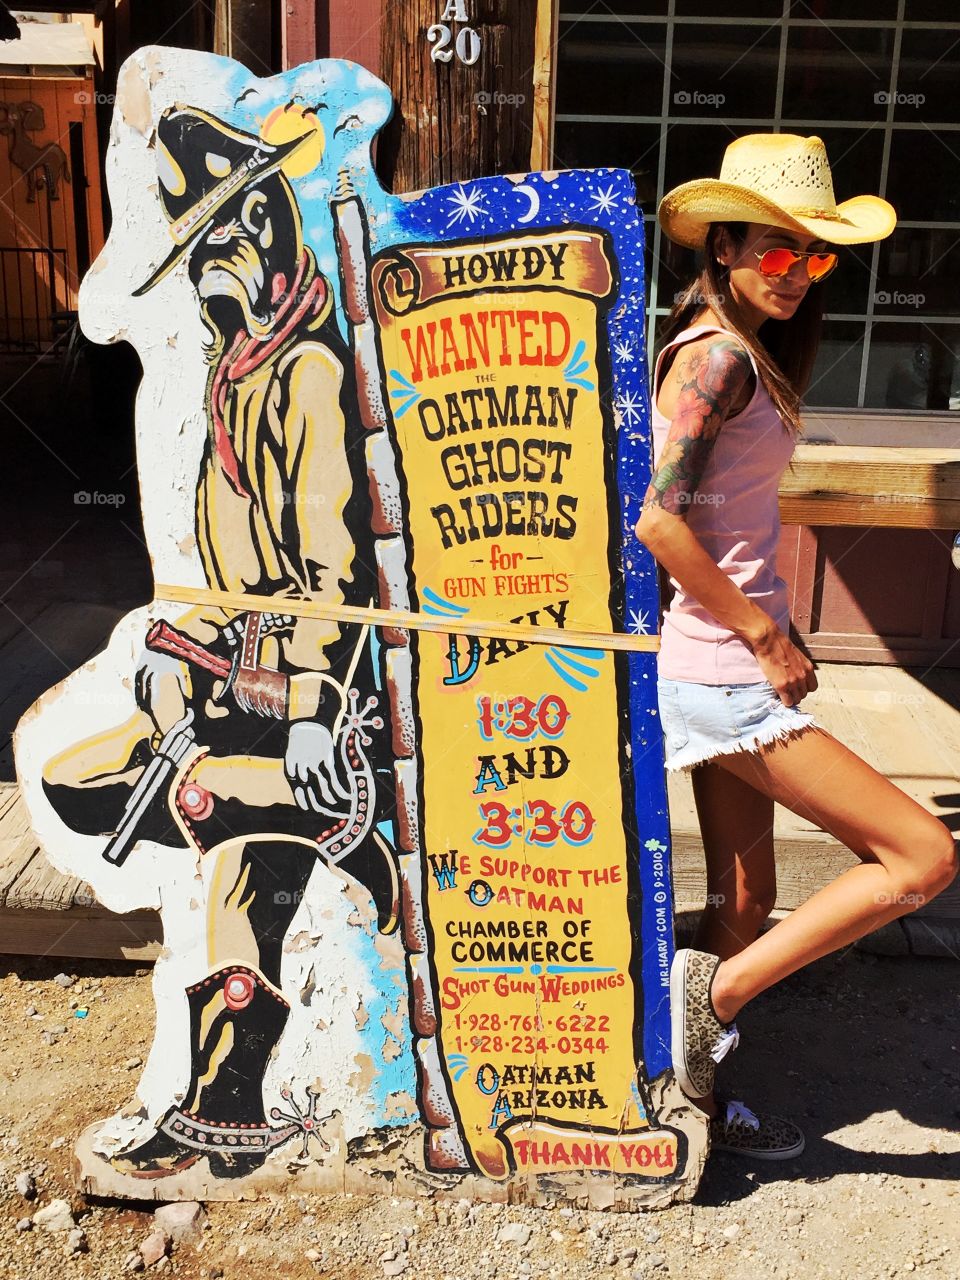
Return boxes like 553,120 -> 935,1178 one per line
384,168 -> 673,1080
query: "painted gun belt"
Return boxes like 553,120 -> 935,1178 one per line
153,584 -> 660,652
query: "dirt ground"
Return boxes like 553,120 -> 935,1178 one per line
0,945 -> 957,1280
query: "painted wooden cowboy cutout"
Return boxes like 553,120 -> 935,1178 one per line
15,46 -> 705,1206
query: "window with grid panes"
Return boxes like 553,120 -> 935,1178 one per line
553,1 -> 960,417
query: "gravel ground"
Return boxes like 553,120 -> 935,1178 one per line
0,946 -> 957,1280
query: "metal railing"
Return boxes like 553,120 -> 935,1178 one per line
0,246 -> 73,354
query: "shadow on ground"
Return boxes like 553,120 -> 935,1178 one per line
689,942 -> 960,1203
1,341 -> 151,780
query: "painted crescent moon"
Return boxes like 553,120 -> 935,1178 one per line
515,183 -> 540,224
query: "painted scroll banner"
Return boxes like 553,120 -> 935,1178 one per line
368,225 -> 677,1181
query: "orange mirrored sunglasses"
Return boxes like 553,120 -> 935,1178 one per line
754,247 -> 838,283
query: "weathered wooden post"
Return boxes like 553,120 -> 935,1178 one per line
379,0 -> 549,191
214,0 -> 276,73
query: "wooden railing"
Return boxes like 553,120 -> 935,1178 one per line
0,246 -> 71,354
780,445 -> 960,530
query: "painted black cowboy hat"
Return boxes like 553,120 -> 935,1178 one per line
134,105 -> 311,296
0,4 -> 19,41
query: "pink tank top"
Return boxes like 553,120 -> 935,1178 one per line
650,323 -> 795,685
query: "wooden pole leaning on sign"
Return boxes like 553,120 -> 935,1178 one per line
152,584 -> 661,653
330,168 -> 470,1172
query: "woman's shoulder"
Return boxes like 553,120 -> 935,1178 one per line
664,324 -> 752,362
656,327 -> 756,419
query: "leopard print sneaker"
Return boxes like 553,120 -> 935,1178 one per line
669,948 -> 740,1099
710,1098 -> 805,1161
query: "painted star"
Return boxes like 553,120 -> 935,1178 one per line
628,608 -> 651,635
615,389 -> 644,428
446,183 -> 487,227
613,339 -> 635,364
588,183 -> 619,216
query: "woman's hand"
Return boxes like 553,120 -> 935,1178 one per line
750,622 -> 818,706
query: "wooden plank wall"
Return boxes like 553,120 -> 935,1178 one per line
281,0 -> 317,70
0,71 -> 104,345
779,446 -> 960,667
324,0 -> 380,75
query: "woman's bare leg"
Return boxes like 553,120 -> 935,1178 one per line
688,762 -> 777,1117
692,761 -> 777,957
703,726 -> 957,1024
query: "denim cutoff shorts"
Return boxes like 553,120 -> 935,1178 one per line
656,675 -> 820,772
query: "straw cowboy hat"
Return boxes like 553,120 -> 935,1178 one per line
658,133 -> 896,249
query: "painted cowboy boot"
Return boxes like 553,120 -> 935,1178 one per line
111,965 -> 326,1179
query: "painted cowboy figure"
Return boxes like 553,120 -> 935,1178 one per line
40,107 -> 400,1179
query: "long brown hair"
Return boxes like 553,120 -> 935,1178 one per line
659,222 -> 824,435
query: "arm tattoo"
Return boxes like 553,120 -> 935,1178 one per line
642,338 -> 753,518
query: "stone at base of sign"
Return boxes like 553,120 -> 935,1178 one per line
74,1075 -> 706,1209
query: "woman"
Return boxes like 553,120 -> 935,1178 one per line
636,133 -> 957,1160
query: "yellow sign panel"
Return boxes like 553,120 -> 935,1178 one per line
373,231 -> 678,1179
